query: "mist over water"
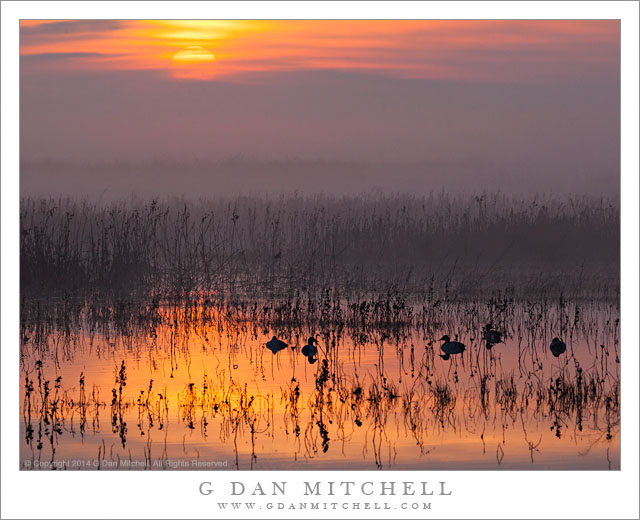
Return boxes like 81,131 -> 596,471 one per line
20,159 -> 620,201
20,68 -> 619,201
20,193 -> 619,301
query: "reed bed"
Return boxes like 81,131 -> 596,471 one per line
20,193 -> 619,301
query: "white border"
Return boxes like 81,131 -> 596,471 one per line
2,2 -> 638,519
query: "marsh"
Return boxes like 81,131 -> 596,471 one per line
19,193 -> 620,471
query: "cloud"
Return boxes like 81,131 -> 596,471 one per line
18,20 -> 619,83
21,52 -> 118,62
20,20 -> 125,36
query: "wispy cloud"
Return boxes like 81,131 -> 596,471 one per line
21,51 -> 120,61
19,20 -> 619,83
21,20 -> 125,36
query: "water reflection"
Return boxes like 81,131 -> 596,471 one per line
20,294 -> 620,470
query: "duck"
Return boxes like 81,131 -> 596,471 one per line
301,336 -> 318,358
550,337 -> 566,357
439,335 -> 466,360
483,324 -> 503,349
266,336 -> 288,354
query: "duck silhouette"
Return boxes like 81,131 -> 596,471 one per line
266,336 -> 287,354
483,324 -> 503,350
439,335 -> 466,360
550,337 -> 566,357
301,336 -> 318,357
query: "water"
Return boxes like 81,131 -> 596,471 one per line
20,296 -> 620,470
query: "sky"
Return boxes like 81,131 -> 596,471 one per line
19,20 -> 620,198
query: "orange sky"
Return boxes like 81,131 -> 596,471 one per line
19,19 -> 621,179
20,20 -> 619,82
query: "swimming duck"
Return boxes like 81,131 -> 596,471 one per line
439,335 -> 466,360
483,324 -> 503,349
550,337 -> 566,357
301,336 -> 318,357
266,336 -> 287,354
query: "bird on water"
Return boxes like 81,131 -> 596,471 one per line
301,336 -> 319,364
301,336 -> 318,357
483,324 -> 503,349
439,335 -> 466,360
266,336 -> 288,354
549,337 -> 566,357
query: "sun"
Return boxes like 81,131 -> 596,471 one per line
171,45 -> 216,79
172,45 -> 216,64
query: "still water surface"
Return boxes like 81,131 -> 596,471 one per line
20,298 -> 620,470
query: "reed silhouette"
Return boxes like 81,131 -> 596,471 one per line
20,193 -> 619,301
20,293 -> 619,470
19,192 -> 620,470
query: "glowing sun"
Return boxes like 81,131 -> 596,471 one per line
172,45 -> 216,64
171,46 -> 216,79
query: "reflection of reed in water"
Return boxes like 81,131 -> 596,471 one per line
20,293 -> 620,470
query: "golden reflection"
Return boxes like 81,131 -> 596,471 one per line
20,296 -> 620,470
